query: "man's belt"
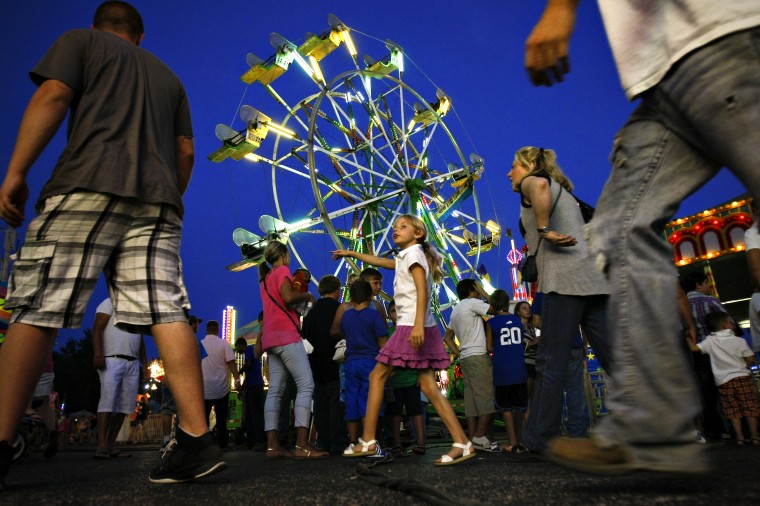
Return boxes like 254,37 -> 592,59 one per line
106,354 -> 137,361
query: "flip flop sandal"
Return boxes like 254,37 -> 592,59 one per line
412,445 -> 426,455
265,448 -> 294,459
93,451 -> 110,460
294,445 -> 328,459
343,438 -> 380,457
752,438 -> 760,447
735,439 -> 746,447
434,441 -> 476,466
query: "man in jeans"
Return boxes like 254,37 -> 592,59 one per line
524,0 -> 760,474
0,2 -> 225,488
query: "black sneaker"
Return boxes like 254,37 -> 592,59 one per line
149,429 -> 227,484
1,440 -> 13,491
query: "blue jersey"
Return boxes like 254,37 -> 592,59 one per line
488,314 -> 527,386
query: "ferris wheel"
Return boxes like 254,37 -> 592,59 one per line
210,14 -> 501,322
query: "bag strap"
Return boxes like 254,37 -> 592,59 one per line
532,185 -> 563,256
262,272 -> 302,336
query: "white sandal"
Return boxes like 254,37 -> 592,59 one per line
343,438 -> 379,457
434,441 -> 476,466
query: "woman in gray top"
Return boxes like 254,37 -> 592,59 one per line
508,146 -> 613,453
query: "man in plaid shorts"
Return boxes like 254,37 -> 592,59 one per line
0,1 -> 225,488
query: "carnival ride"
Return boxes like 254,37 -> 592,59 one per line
210,14 -> 501,323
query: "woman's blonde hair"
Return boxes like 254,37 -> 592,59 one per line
258,240 -> 289,282
513,146 -> 574,192
396,214 -> 444,284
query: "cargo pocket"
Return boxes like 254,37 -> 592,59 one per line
7,240 -> 56,310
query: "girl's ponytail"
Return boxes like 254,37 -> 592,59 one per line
258,240 -> 289,282
420,241 -> 444,285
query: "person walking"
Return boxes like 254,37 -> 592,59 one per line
0,1 -> 225,487
523,0 -> 760,474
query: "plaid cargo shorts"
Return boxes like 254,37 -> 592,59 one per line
6,191 -> 190,333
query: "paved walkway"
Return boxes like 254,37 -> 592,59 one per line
3,438 -> 759,505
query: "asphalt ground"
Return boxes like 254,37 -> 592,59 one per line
3,437 -> 760,505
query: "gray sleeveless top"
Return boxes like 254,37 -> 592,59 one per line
520,177 -> 609,296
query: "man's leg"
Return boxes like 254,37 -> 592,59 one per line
96,412 -> 111,453
0,324 -> 57,488
106,413 -> 127,454
148,321 -> 226,483
0,324 -> 57,442
152,322 -> 207,436
214,394 -> 230,449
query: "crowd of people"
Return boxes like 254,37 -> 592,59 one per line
2,0 -> 760,492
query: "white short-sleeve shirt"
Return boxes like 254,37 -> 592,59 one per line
201,335 -> 235,400
394,244 -> 436,328
96,298 -> 142,358
449,298 -> 491,359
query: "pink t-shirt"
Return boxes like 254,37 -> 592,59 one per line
260,265 -> 301,350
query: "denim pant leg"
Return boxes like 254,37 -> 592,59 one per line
589,29 -> 760,451
523,293 -> 584,452
564,347 -> 588,438
278,341 -> 315,429
264,347 -> 290,432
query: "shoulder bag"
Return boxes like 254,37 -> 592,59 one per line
519,186 -> 563,283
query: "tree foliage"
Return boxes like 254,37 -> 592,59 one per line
53,329 -> 100,414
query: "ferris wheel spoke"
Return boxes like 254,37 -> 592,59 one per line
321,90 -> 407,183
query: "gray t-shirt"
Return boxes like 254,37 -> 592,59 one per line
31,29 -> 192,216
520,177 -> 609,296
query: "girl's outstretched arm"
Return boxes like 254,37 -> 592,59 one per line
409,264 -> 428,349
331,249 -> 395,270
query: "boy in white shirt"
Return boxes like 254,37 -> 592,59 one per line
690,312 -> 759,446
444,279 -> 496,451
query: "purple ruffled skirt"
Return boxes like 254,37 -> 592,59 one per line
376,325 -> 450,370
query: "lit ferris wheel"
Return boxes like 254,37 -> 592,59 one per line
209,14 -> 501,322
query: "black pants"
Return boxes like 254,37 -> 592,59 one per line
205,393 -> 230,448
692,352 -> 725,437
313,379 -> 348,453
242,386 -> 266,447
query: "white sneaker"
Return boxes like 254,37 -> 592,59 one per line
472,436 -> 499,451
694,431 -> 707,444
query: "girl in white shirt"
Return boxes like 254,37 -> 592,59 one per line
332,214 -> 474,466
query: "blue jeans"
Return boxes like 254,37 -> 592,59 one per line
588,28 -> 760,457
564,347 -> 588,438
264,342 -> 314,431
523,294 -> 612,451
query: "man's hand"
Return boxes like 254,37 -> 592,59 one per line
525,0 -> 579,86
93,354 -> 106,370
0,174 -> 29,228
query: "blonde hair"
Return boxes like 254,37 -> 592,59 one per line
258,240 -> 289,282
513,146 -> 574,192
396,214 -> 444,284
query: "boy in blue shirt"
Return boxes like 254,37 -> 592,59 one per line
486,289 -> 528,453
333,280 -> 388,455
